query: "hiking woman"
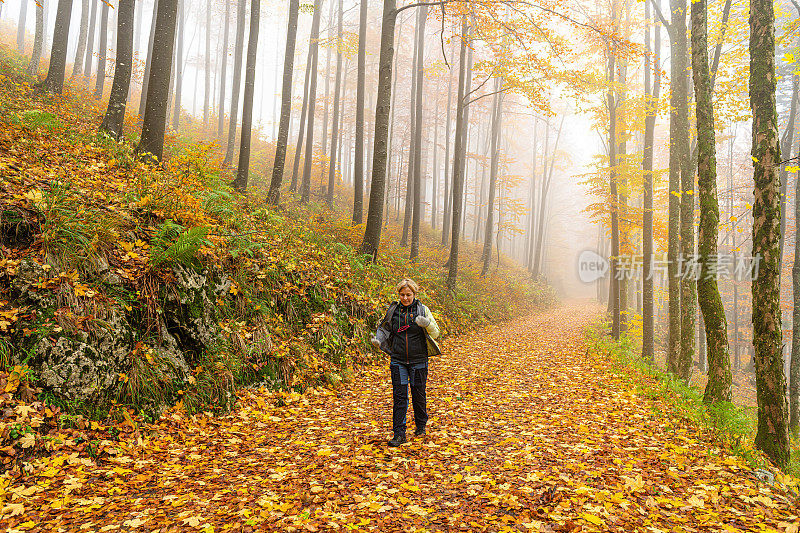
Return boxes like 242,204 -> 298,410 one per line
371,279 -> 441,447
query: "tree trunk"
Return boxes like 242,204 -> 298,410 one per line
320,0 -> 333,176
299,0 -> 324,203
138,0 -> 158,122
409,5 -> 427,261
665,0 -> 683,374
525,121 -> 538,271
40,0 -> 73,94
792,162 -> 800,437
750,0 -> 790,469
290,57 -> 313,192
430,81 -> 439,229
223,0 -> 247,166
358,0 -> 398,258
268,0 -> 299,205
643,0 -> 661,362
441,42 -> 455,246
203,0 -> 210,125
27,1 -> 44,76
481,78 -> 503,278
100,0 -> 135,139
233,0 -> 260,193
72,0 -> 90,79
135,0 -> 179,162
673,0 -> 695,380
534,119 -> 563,279
217,0 -> 230,137
171,0 -> 184,129
691,0 -> 731,403
326,0 -> 343,206
351,0 -> 369,222
84,0 -> 98,80
445,16 -> 470,293
17,0 -> 28,53
401,18 -> 421,246
93,0 -> 109,98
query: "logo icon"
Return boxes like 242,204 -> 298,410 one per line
578,250 -> 608,283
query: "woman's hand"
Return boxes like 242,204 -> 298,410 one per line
370,336 -> 381,349
415,315 -> 430,328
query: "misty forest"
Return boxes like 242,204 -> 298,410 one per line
1,0 -> 800,529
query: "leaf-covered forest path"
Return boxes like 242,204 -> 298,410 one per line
5,300 -> 800,532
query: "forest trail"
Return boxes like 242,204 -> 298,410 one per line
4,300 -> 799,532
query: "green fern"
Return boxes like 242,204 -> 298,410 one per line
150,222 -> 211,268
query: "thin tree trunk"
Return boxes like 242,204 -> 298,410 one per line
171,0 -> 183,129
135,0 -> 179,161
326,0 -> 343,206
481,78 -> 503,278
101,0 -> 135,139
84,0 -> 98,80
692,0 -> 731,403
642,0 -> 661,362
138,0 -> 158,122
673,0 -> 695,380
792,161 -> 800,437
217,0 -> 230,137
409,5 -> 427,261
299,0 -> 324,203
402,18 -> 421,246
290,57 -> 313,192
352,0 -> 369,223
445,16 -> 470,292
750,0 -> 790,469
203,0 -> 210,125
27,1 -> 44,76
525,121 -> 538,270
268,0 -> 299,205
40,0 -> 73,94
17,0 -> 28,53
233,0 -> 260,193
223,0 -> 247,166
93,0 -> 109,98
441,42 -> 455,246
359,0 -> 399,258
72,0 -> 90,79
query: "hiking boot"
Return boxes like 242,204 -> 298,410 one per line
387,434 -> 406,447
414,426 -> 426,437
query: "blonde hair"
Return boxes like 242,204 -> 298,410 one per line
396,278 -> 419,295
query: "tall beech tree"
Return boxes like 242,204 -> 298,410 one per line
352,0 -> 369,223
101,0 -> 135,139
136,0 -> 179,161
642,0 -> 661,363
409,5 -> 428,261
749,0 -> 790,469
445,16 -> 470,293
268,0 -> 299,205
93,0 -> 109,98
299,0 -> 324,203
358,0 -> 402,258
139,0 -> 159,122
27,1 -> 44,76
233,0 -> 260,193
72,0 -> 90,79
17,0 -> 28,53
326,0 -> 344,206
223,0 -> 247,166
691,0 -> 731,403
84,0 -> 98,80
40,0 -> 74,94
480,78 -> 503,278
218,0 -> 230,138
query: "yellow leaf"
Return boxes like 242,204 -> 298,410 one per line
582,513 -> 604,526
453,473 -> 463,483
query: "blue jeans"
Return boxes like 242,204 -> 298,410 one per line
390,360 -> 428,437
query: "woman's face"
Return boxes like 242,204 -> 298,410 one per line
398,286 -> 415,306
